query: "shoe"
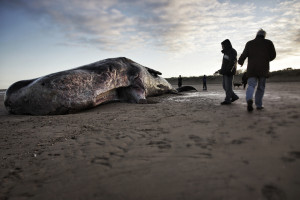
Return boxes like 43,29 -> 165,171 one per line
256,107 -> 264,110
221,101 -> 231,105
231,96 -> 239,102
247,99 -> 253,112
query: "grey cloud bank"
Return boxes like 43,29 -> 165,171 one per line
1,0 -> 299,57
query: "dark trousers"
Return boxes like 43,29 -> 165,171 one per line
222,75 -> 238,102
203,82 -> 207,90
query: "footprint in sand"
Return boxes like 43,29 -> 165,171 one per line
189,135 -> 216,149
281,151 -> 300,163
289,151 -> 300,159
289,114 -> 299,119
231,139 -> 244,145
266,126 -> 278,138
3,167 -> 23,180
91,156 -> 112,168
147,139 -> 172,149
261,184 -> 286,200
231,137 -> 252,145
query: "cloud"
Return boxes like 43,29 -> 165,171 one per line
1,0 -> 300,58
260,0 -> 300,58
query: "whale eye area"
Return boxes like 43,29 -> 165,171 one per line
157,84 -> 167,89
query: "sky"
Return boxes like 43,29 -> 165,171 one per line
0,0 -> 300,89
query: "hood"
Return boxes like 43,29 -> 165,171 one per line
221,39 -> 232,50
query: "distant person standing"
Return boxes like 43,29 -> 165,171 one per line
178,75 -> 182,88
219,39 -> 239,105
238,29 -> 276,112
203,75 -> 207,90
242,72 -> 248,89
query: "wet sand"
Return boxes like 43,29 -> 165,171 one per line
1,82 -> 300,200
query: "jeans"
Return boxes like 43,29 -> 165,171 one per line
246,77 -> 266,108
222,75 -> 238,102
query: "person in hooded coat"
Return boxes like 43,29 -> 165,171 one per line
203,75 -> 207,90
178,75 -> 182,88
219,39 -> 239,105
238,29 -> 276,112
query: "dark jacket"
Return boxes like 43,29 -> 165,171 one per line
238,36 -> 276,77
203,75 -> 206,83
220,39 -> 237,76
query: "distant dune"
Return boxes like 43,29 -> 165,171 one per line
166,69 -> 300,85
1,69 -> 299,91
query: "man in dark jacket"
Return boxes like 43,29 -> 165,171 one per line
220,39 -> 239,105
238,29 -> 276,112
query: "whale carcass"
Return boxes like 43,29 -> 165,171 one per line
4,57 -> 177,115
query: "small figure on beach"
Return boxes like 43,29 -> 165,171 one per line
178,75 -> 182,88
203,75 -> 207,90
238,29 -> 276,112
219,39 -> 239,105
242,72 -> 248,89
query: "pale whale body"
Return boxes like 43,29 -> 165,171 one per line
4,57 -> 176,115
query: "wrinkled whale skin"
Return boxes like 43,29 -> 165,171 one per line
4,57 -> 176,115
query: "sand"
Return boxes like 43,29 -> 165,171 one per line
1,82 -> 300,200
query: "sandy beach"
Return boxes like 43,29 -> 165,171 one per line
1,82 -> 300,200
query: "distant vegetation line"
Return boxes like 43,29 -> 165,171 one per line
1,68 -> 299,91
166,68 -> 300,85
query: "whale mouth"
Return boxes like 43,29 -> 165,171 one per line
116,76 -> 146,103
131,76 -> 146,102
132,75 -> 145,91
117,85 -> 146,103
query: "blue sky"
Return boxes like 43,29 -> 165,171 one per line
0,0 -> 299,89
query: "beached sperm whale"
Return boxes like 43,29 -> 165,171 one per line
4,57 -> 178,115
